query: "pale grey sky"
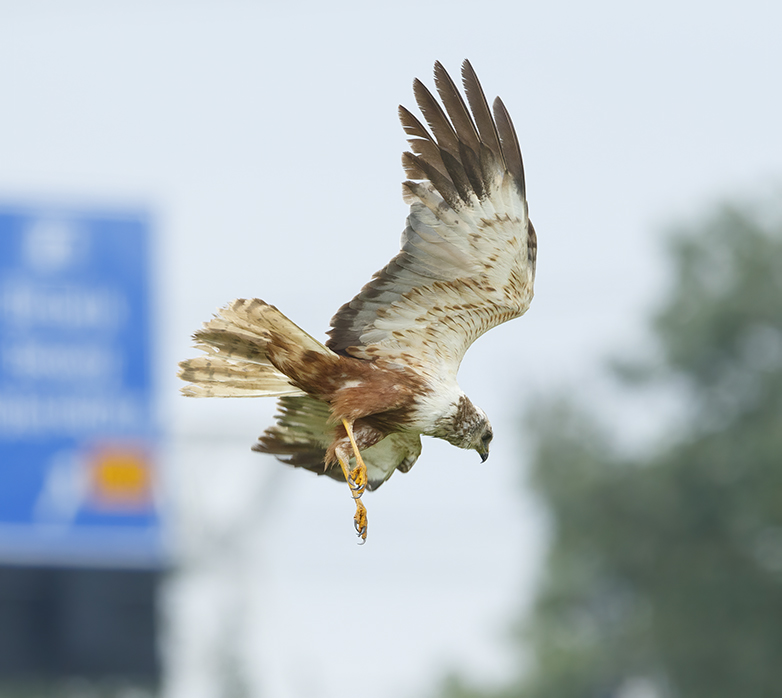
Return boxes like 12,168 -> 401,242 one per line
1,1 -> 781,697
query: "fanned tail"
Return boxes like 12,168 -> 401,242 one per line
178,298 -> 332,398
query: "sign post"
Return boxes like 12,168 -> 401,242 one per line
0,205 -> 163,567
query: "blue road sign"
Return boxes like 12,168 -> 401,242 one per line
0,204 -> 163,567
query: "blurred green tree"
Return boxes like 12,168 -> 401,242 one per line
440,197 -> 782,698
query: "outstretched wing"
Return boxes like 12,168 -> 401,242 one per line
327,60 -> 536,381
254,396 -> 422,490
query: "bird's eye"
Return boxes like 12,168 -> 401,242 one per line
482,431 -> 493,445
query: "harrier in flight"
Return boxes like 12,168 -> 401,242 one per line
179,60 -> 536,542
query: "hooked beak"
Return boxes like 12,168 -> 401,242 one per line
480,450 -> 490,463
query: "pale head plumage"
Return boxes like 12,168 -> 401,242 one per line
432,395 -> 493,461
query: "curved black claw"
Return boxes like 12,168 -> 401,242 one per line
355,524 -> 367,545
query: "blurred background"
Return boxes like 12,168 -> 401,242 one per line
1,1 -> 781,697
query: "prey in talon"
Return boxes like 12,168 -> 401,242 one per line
178,60 -> 537,543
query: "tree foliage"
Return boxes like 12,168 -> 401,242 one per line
440,197 -> 782,698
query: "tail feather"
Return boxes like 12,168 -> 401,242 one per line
179,355 -> 301,398
192,326 -> 272,364
179,298 -> 333,399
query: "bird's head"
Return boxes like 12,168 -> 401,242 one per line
475,421 -> 493,462
437,395 -> 493,462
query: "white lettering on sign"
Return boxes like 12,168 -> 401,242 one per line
23,219 -> 89,273
1,280 -> 128,330
0,395 -> 146,437
2,341 -> 123,383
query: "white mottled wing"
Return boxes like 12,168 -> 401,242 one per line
327,60 -> 536,381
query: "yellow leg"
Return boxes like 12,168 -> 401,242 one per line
336,419 -> 368,544
342,419 -> 367,498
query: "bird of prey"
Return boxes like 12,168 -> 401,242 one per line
178,60 -> 536,543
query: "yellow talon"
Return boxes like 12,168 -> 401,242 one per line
354,499 -> 367,544
349,464 -> 367,499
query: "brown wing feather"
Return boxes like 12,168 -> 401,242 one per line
461,60 -> 505,170
412,78 -> 460,158
493,96 -> 525,197
433,60 -> 481,153
255,396 -> 423,490
253,395 -> 334,471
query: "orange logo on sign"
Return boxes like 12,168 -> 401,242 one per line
88,444 -> 154,512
